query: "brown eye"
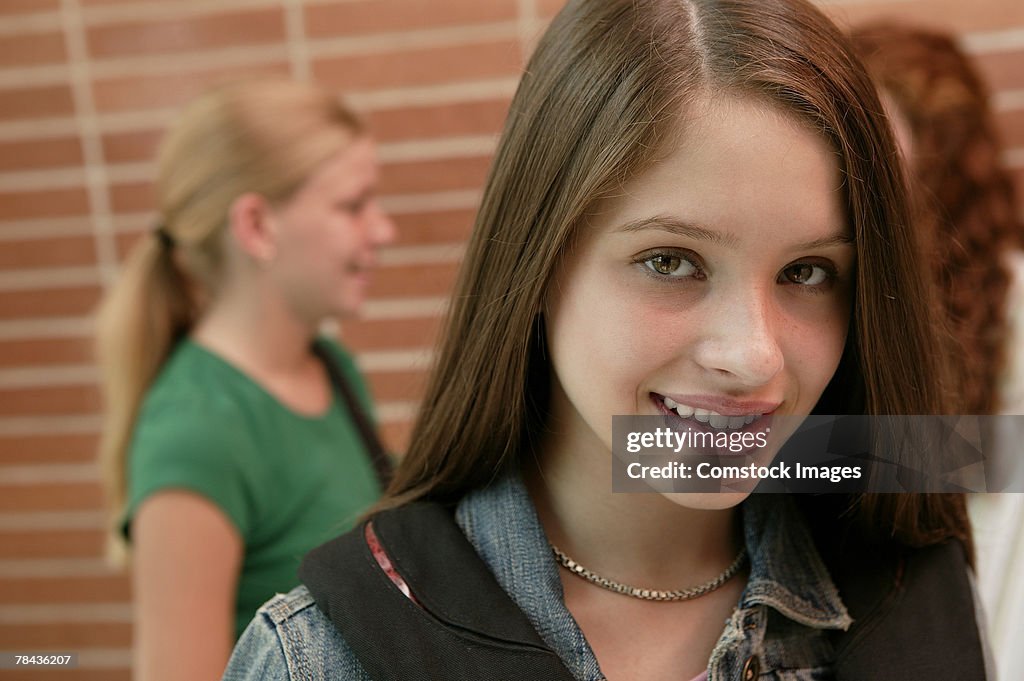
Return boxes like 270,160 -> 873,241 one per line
783,263 -> 829,286
652,255 -> 679,274
644,254 -> 697,277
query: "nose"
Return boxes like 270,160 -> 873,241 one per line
692,285 -> 784,387
367,202 -> 397,246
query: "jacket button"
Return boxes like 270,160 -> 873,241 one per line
741,655 -> 760,680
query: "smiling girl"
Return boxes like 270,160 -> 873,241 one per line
224,2 -> 985,680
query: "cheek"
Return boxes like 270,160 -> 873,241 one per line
787,302 -> 850,392
549,275 -> 651,372
294,226 -> 357,271
332,224 -> 371,266
275,216 -> 320,260
547,272 -> 682,421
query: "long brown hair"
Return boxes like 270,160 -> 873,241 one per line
95,79 -> 362,562
852,24 -> 1024,416
386,0 -> 970,553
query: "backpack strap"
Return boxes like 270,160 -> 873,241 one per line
298,502 -> 577,681
311,340 -> 392,488
828,540 -> 988,681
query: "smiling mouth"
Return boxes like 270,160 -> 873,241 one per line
650,393 -> 772,431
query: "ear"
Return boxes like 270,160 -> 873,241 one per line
227,193 -> 278,263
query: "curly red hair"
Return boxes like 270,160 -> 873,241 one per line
852,24 -> 1024,414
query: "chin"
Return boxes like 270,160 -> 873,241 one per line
331,298 -> 363,319
659,491 -> 752,511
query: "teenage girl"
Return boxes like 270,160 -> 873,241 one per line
225,3 -> 984,679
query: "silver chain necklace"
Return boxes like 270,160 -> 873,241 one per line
551,544 -> 748,602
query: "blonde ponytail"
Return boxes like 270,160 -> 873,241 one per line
95,234 -> 195,563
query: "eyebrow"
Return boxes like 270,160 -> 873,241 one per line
617,216 -> 854,251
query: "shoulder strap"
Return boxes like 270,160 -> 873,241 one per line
311,341 -> 392,488
298,502 -> 577,681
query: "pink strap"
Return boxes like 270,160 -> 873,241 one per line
365,521 -> 418,604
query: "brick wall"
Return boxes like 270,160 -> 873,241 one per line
0,0 -> 1021,677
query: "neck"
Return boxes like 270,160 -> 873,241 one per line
191,278 -> 319,376
525,417 -> 741,589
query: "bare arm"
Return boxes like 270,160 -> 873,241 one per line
132,490 -> 243,681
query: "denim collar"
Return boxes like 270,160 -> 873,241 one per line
739,493 -> 852,630
454,472 -> 850,680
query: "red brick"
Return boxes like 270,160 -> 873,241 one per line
108,181 -> 155,215
0,0 -> 59,15
392,208 -> 475,245
366,368 -> 428,403
0,433 -> 98,466
0,622 -> 129,649
0,187 -> 89,221
313,39 -> 521,91
0,336 -> 94,367
0,236 -> 96,270
367,98 -> 510,142
996,108 -> 1024,149
0,529 -> 104,559
0,84 -> 74,122
0,669 -> 129,681
340,316 -> 441,352
0,31 -> 66,68
0,286 -> 102,319
372,263 -> 458,302
92,61 -> 290,113
305,0 -> 517,38
366,262 -> 458,298
538,0 -> 567,19
102,128 -> 163,164
379,155 -> 492,195
87,8 -> 286,59
0,483 -> 102,512
380,419 -> 413,455
0,385 -> 101,417
0,574 -> 130,604
976,49 -> 1024,95
0,137 -> 83,172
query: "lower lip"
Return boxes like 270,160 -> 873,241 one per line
650,394 -> 774,439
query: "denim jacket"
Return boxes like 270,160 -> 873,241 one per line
223,473 -> 861,680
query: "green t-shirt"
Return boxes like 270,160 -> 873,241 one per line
123,337 -> 382,639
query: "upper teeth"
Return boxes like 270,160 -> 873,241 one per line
662,397 -> 759,430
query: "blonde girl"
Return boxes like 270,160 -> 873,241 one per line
97,79 -> 393,680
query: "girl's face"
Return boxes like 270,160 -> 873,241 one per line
268,137 -> 395,324
544,96 -> 854,508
